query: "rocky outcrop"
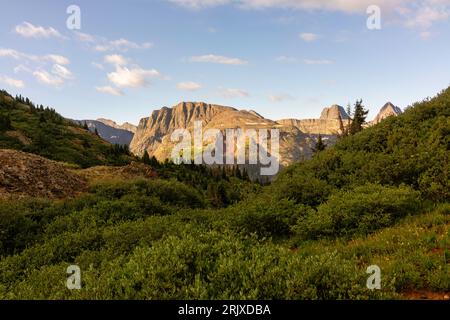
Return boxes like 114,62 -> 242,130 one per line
277,105 -> 351,135
371,102 -> 402,125
0,149 -> 87,199
96,118 -> 137,133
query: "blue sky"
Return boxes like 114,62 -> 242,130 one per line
1,0 -> 450,124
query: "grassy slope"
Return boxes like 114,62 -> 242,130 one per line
0,90 -> 133,168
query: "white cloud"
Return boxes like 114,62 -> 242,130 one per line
303,59 -> 334,65
107,66 -> 161,88
96,86 -> 124,96
404,6 -> 450,28
0,75 -> 25,88
94,38 -> 153,52
177,81 -> 203,91
52,64 -> 73,79
190,54 -> 248,65
170,0 -> 450,29
33,70 -> 64,87
299,32 -> 320,42
74,31 -> 95,42
269,94 -> 295,102
104,54 -> 128,66
15,22 -> 63,39
0,48 -> 69,65
169,0 -> 230,9
219,87 -> 250,98
275,56 -> 298,63
45,54 -> 70,65
13,65 -> 31,74
91,62 -> 104,70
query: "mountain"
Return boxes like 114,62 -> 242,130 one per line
129,102 -> 317,171
96,118 -> 137,133
77,120 -> 135,145
0,90 -> 134,168
130,102 -> 357,170
371,102 -> 402,125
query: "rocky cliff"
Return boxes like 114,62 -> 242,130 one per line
370,102 -> 402,125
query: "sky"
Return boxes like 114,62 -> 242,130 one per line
0,0 -> 450,124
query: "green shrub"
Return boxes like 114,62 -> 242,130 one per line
294,184 -> 422,240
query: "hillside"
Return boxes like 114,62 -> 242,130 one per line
0,90 -> 134,168
75,119 -> 134,145
0,87 -> 448,300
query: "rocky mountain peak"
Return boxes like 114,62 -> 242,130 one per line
372,102 -> 402,124
320,104 -> 350,120
96,118 -> 137,133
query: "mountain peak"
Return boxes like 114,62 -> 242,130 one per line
372,102 -> 402,124
320,104 -> 350,120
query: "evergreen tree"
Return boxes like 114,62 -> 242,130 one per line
313,135 -> 326,154
348,99 -> 369,135
142,150 -> 151,165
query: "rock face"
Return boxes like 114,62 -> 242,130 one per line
0,149 -> 87,199
130,102 -> 315,171
77,120 -> 135,145
96,118 -> 137,134
371,102 -> 402,125
277,105 -> 351,135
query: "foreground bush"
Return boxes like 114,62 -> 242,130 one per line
294,183 -> 422,240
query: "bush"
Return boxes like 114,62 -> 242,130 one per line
294,184 -> 422,240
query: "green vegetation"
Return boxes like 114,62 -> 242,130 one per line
0,90 -> 133,168
0,87 -> 449,299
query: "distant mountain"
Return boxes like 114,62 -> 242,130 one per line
371,102 -> 402,125
96,118 -> 137,133
77,120 -> 135,146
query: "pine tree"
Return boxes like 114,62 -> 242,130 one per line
313,135 -> 326,154
142,150 -> 151,165
348,99 -> 369,135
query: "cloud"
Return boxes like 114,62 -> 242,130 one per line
94,38 -> 153,52
15,22 -> 64,39
91,62 -> 104,70
0,48 -> 70,65
104,54 -> 128,66
299,32 -> 320,42
269,94 -> 295,102
177,81 -> 203,91
169,0 -> 230,9
51,64 -> 73,79
33,70 -> 64,87
404,6 -> 450,28
96,86 -> 125,96
303,59 -> 334,65
190,54 -> 248,65
74,31 -> 95,42
0,75 -> 25,88
107,66 -> 161,88
275,56 -> 298,63
218,87 -> 250,98
170,0 -> 450,29
170,0 -> 401,12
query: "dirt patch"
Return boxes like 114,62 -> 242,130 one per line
5,130 -> 32,145
402,290 -> 450,300
75,161 -> 157,183
0,149 -> 87,199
